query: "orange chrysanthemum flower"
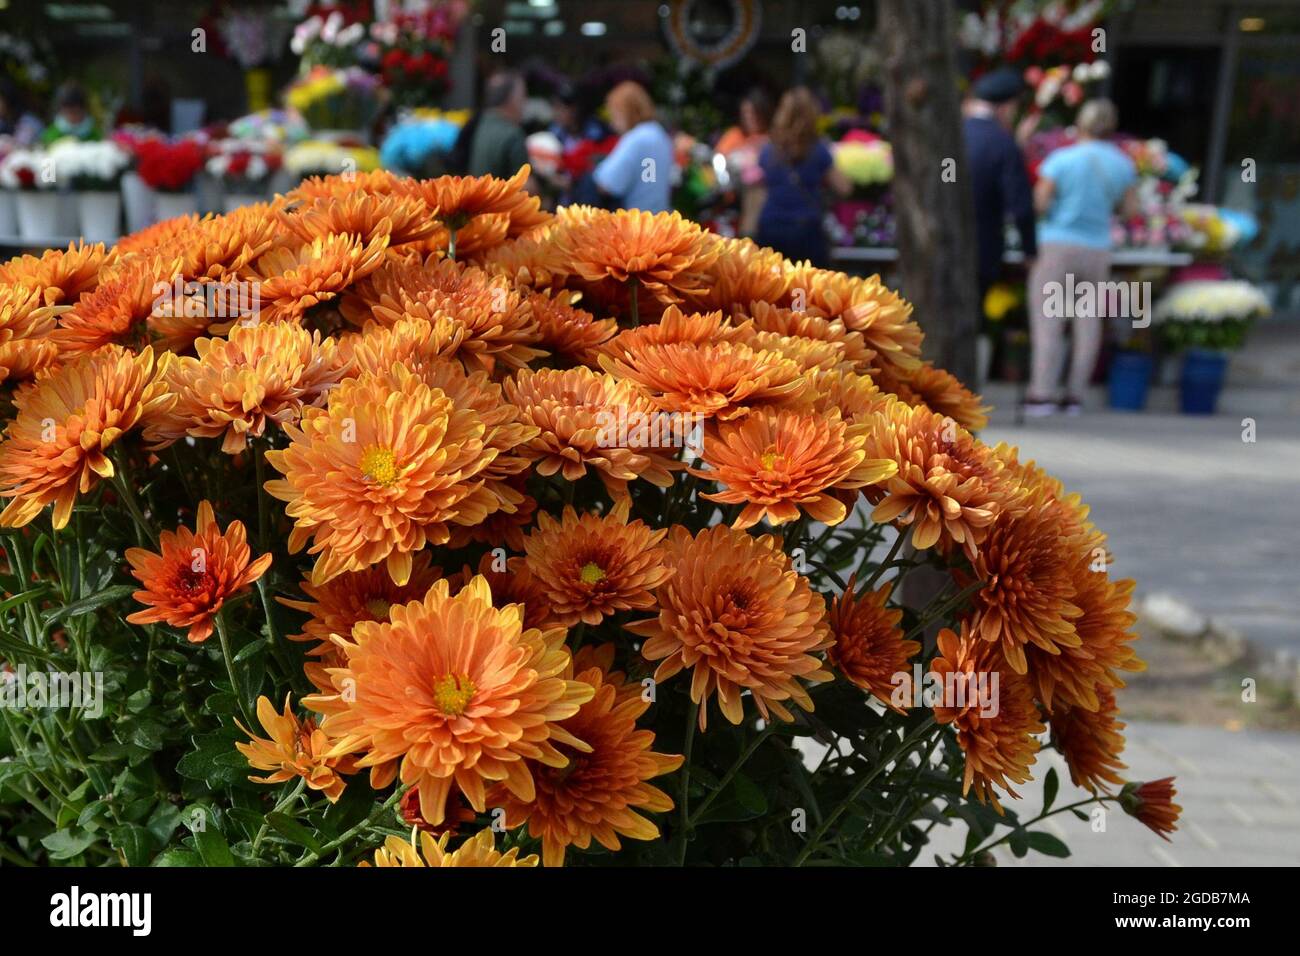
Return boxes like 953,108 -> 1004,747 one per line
482,230 -> 564,289
0,345 -> 173,529
528,289 -> 617,367
956,485 -> 1086,674
251,233 -> 389,323
628,525 -> 832,730
281,192 -> 437,247
1121,777 -> 1181,841
51,256 -> 182,358
557,207 -> 720,305
279,552 -> 443,691
693,406 -> 897,528
0,285 -> 62,384
598,305 -> 743,365
522,501 -> 673,627
601,340 -> 806,421
306,576 -> 595,826
929,625 -> 1044,809
289,169 -> 401,202
688,236 -> 790,312
344,255 -> 543,374
112,214 -> 201,256
158,212 -> 280,285
1049,686 -> 1128,793
874,360 -> 990,432
826,579 -> 919,710
736,300 -> 877,372
336,314 -> 467,379
1029,570 -> 1145,712
361,828 -> 538,867
493,645 -> 683,866
145,322 -> 342,454
401,165 -> 534,231
504,366 -> 676,499
265,365 -> 519,585
235,695 -> 355,802
448,552 -> 556,631
792,366 -> 890,422
784,267 -> 924,372
0,241 -> 112,305
124,500 -> 272,642
861,399 -> 1009,557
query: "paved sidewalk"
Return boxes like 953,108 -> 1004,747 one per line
922,720 -> 1300,866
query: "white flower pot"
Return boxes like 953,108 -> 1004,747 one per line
0,191 -> 16,236
222,193 -> 263,212
121,172 -> 155,234
76,190 -> 122,243
14,191 -> 60,241
153,191 -> 199,223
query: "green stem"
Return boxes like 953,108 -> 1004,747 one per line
294,785 -> 408,867
688,722 -> 777,827
676,701 -> 698,865
861,525 -> 910,592
215,609 -> 254,727
794,716 -> 937,867
109,451 -> 156,548
253,778 -> 307,852
903,578 -> 986,642
952,795 -> 1115,866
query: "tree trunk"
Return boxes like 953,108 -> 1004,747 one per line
879,0 -> 979,387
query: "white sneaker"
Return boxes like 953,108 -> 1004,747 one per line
1021,399 -> 1056,418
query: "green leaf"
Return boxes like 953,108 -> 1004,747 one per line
41,826 -> 97,860
1042,767 -> 1059,814
1009,827 -> 1029,858
233,639 -> 267,664
0,627 -> 58,664
193,826 -> 236,867
1027,831 -> 1071,858
265,812 -> 325,854
41,585 -> 135,626
153,848 -> 202,867
110,823 -> 153,867
0,585 -> 50,615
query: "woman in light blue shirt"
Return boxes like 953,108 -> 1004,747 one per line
1025,99 -> 1138,415
593,81 -> 674,213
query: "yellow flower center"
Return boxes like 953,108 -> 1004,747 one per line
761,446 -> 783,470
364,597 -> 392,620
579,561 -> 607,585
432,674 -> 476,716
359,445 -> 399,486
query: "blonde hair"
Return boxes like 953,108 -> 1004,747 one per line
1078,98 -> 1118,137
769,87 -> 820,164
606,81 -> 656,129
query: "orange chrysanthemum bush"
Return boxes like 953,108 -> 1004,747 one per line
0,167 -> 1176,867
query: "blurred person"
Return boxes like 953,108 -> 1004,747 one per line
1026,98 -> 1138,415
41,81 -> 100,145
716,88 -> 773,237
0,79 -> 42,146
593,81 -> 673,213
550,83 -> 606,152
962,68 -> 1038,311
752,87 -> 850,267
468,71 -> 531,181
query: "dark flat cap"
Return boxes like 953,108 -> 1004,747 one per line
972,67 -> 1025,104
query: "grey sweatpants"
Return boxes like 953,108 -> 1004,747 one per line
1027,242 -> 1112,400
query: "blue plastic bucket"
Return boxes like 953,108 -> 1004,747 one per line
1107,351 -> 1154,411
1180,349 -> 1228,415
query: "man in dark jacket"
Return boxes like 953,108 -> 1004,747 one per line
962,68 -> 1037,302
